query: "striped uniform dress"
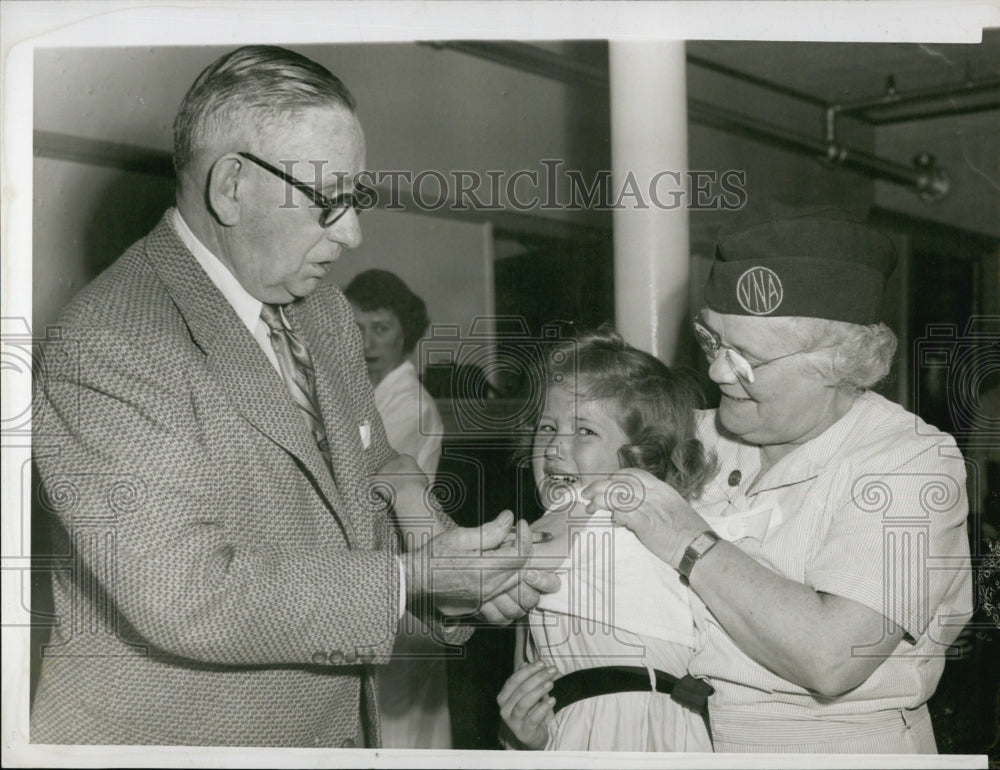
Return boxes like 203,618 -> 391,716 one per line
689,393 -> 972,753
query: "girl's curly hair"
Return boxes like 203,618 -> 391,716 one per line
520,325 -> 717,501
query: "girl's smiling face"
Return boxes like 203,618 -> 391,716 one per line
531,382 -> 629,510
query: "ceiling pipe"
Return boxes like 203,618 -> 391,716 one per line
424,41 -> 956,201
690,99 -> 950,200
685,52 -> 827,106
835,76 -> 1000,118
823,76 -> 999,156
686,57 -> 999,124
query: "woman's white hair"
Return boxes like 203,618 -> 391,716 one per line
779,317 -> 898,393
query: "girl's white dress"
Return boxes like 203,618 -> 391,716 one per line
525,505 -> 713,752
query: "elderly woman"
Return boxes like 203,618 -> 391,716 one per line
585,211 -> 972,753
344,269 -> 449,749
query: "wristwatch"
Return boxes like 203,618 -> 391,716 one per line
678,530 -> 721,585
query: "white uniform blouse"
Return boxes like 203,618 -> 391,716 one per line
689,392 -> 972,750
373,360 -> 443,477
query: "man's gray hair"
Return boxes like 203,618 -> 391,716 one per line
784,317 -> 898,393
172,45 -> 356,176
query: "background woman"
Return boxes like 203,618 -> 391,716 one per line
344,269 -> 449,749
345,269 -> 443,476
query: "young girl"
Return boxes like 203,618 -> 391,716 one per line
498,328 -> 716,752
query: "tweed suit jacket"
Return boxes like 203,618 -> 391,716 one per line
31,211 -> 451,747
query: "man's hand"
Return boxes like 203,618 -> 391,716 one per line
402,511 -> 560,622
475,567 -> 561,625
497,661 -> 558,749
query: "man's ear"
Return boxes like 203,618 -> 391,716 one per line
206,155 -> 246,226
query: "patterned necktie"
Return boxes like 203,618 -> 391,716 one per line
260,303 -> 332,473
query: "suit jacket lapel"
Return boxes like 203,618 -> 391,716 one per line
142,213 -> 355,544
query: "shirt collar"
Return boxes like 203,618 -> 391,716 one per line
752,393 -> 869,492
374,360 -> 414,397
170,207 -> 263,335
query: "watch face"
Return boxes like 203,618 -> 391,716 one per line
679,531 -> 720,584
689,532 -> 718,554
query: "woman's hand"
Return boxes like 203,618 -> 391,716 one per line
497,660 -> 558,749
587,472 -> 906,697
583,469 -> 708,569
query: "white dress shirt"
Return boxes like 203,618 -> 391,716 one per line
170,208 -> 281,373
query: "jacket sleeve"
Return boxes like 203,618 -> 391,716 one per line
34,326 -> 403,668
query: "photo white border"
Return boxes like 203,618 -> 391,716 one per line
2,2 -> 996,767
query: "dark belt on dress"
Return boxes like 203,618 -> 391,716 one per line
550,666 -> 714,741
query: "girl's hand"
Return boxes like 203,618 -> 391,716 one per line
497,660 -> 559,749
583,469 -> 708,569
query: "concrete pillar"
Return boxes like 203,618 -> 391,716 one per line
609,41 -> 690,363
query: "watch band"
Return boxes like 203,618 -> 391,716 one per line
678,530 -> 721,585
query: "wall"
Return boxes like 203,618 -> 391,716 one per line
35,43 -> 577,172
32,44 -> 609,219
325,210 -> 493,374
34,42 -> 991,340
31,43 -> 610,331
874,110 -> 999,238
686,60 -> 878,258
33,157 -> 176,329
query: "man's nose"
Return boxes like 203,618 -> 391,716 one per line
327,208 -> 362,249
544,435 -> 563,459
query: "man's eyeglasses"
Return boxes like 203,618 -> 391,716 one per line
692,313 -> 806,386
238,152 -> 376,228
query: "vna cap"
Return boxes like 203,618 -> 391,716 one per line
703,205 -> 897,325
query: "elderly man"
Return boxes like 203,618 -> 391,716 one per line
31,45 -> 555,748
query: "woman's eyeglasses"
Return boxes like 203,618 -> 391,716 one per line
238,152 -> 377,228
692,314 -> 806,386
